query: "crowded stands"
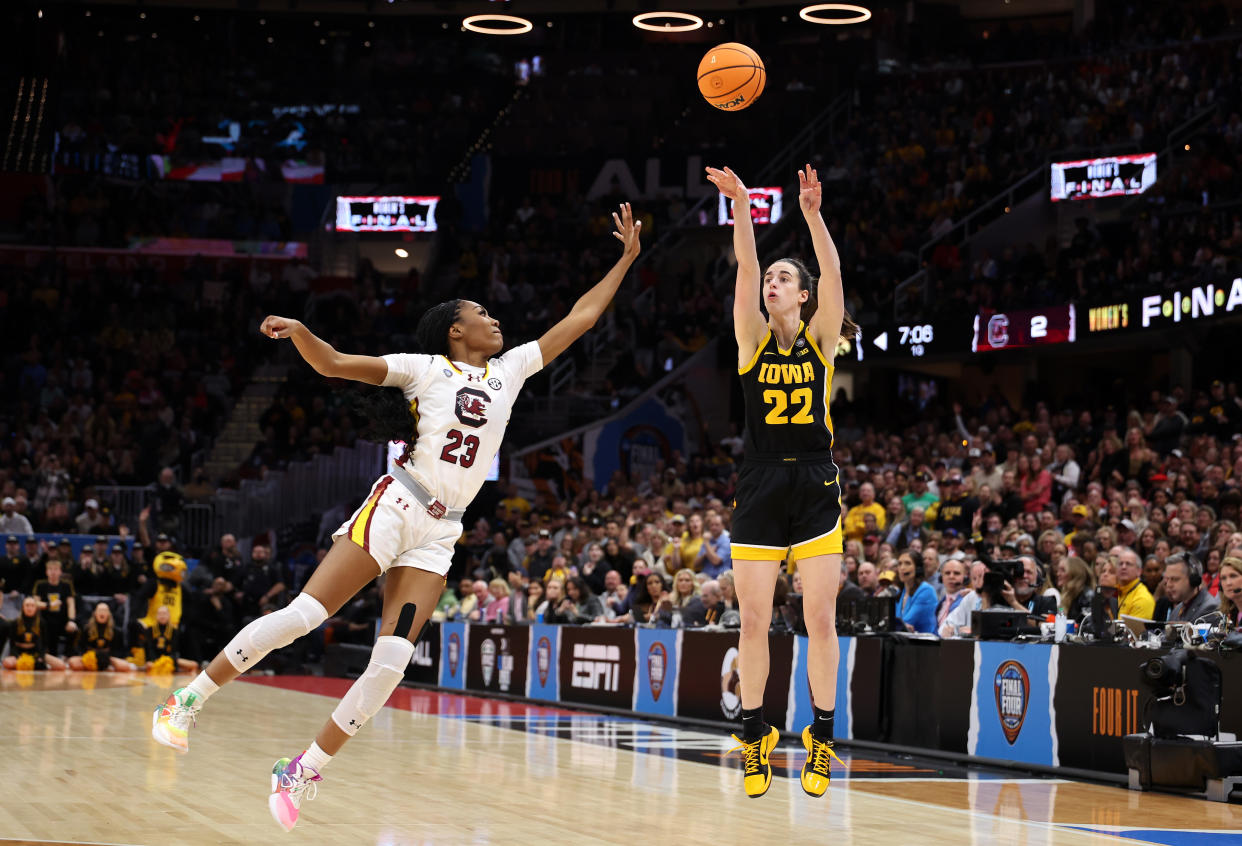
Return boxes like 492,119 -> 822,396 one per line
4,1 -> 1242,672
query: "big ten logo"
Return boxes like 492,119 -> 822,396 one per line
535,636 -> 552,686
571,642 -> 621,691
993,660 -> 1030,744
1092,686 -> 1140,737
647,642 -> 667,701
447,633 -> 461,676
411,639 -> 434,668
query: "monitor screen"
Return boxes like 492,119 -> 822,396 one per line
1050,153 -> 1156,202
718,187 -> 783,226
335,196 -> 440,232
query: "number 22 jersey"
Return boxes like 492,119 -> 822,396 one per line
738,321 -> 835,459
382,342 -> 543,510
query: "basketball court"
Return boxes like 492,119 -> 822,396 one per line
2,672 -> 1239,846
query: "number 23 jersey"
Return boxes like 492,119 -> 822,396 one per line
382,341 -> 543,510
739,321 -> 835,458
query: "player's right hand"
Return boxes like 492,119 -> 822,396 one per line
260,315 -> 303,339
705,166 -> 750,204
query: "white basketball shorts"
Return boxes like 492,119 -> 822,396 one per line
332,475 -> 460,577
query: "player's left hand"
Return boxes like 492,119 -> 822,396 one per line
612,202 -> 642,259
798,164 -> 821,216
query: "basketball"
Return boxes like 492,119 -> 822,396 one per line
697,42 -> 766,111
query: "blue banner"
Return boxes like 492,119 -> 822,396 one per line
787,635 -> 853,737
634,628 -> 679,717
969,642 -> 1057,766
439,622 -> 468,690
586,398 -> 686,493
526,624 -> 560,701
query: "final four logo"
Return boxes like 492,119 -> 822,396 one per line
536,636 -> 552,686
447,632 -> 461,678
647,642 -> 667,702
994,660 -> 1030,745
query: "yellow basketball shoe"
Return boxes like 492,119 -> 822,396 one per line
800,726 -> 844,796
729,725 -> 780,798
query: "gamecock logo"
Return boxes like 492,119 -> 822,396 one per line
454,387 -> 491,428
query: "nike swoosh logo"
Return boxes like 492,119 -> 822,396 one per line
824,481 -> 831,486
763,352 -> 778,357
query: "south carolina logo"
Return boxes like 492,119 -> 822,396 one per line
647,642 -> 667,702
454,387 -> 491,428
447,632 -> 461,677
994,660 -> 1030,745
536,636 -> 552,686
987,314 -> 1010,349
481,638 -> 496,687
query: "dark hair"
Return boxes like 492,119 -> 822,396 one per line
770,256 -> 860,342
352,299 -> 464,457
566,575 -> 593,602
416,299 -> 462,357
897,548 -> 925,592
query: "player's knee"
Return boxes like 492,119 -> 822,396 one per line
250,593 -> 328,653
331,636 -> 413,736
804,605 -> 835,639
739,605 -> 771,635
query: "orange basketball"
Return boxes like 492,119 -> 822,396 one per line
697,42 -> 766,112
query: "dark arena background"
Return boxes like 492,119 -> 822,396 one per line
2,1 -> 1242,844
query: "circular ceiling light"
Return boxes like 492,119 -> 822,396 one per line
632,12 -> 704,32
799,4 -> 873,25
462,14 -> 533,35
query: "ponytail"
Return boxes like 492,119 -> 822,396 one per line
351,299 -> 463,458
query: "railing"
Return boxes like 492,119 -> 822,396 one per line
543,92 -> 853,402
211,440 -> 385,544
892,102 -> 1223,321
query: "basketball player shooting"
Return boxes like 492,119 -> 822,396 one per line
706,163 -> 856,798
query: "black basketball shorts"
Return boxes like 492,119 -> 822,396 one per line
731,458 -> 844,561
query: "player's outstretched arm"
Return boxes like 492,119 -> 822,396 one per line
537,202 -> 641,367
259,316 -> 388,385
706,166 -> 765,364
798,164 -> 845,359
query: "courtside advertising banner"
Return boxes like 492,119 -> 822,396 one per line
404,619 -> 440,686
634,628 -> 680,717
968,642 -> 1058,767
677,631 -> 793,727
558,626 -> 637,710
526,624 -> 561,702
1054,644 -> 1152,773
465,625 -> 529,696
787,635 -> 853,737
438,622 -> 467,690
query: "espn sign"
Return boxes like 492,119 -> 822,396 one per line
571,643 -> 621,692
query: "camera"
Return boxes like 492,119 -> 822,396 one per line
982,557 -> 1024,605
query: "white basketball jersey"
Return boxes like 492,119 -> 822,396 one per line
382,341 -> 543,510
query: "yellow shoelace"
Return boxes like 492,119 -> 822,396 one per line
729,735 -> 764,775
809,738 -> 844,777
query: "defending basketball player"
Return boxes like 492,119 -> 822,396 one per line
152,204 -> 642,831
705,164 -> 855,798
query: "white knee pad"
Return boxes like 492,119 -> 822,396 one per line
331,636 -> 414,736
224,593 -> 328,672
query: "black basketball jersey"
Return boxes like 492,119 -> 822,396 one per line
739,322 -> 835,459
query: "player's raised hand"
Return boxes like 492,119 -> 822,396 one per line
612,202 -> 642,259
705,166 -> 750,204
259,315 -> 304,339
798,163 -> 821,216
